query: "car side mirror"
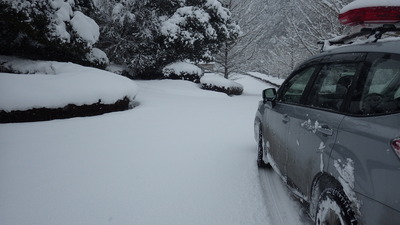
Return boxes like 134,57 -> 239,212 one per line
262,88 -> 277,104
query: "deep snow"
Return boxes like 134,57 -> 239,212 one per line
0,74 -> 312,225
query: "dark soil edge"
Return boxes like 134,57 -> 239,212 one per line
0,97 -> 132,123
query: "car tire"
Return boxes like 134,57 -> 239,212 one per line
315,187 -> 357,225
257,126 -> 271,168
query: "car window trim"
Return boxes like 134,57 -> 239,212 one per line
338,62 -> 365,113
278,53 -> 368,113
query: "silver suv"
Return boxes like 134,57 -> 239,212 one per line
254,36 -> 400,224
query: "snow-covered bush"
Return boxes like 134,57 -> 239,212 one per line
162,62 -> 204,83
86,48 -> 109,68
0,0 -> 105,68
200,74 -> 243,95
0,56 -> 138,122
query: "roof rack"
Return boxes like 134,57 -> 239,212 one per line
319,24 -> 400,52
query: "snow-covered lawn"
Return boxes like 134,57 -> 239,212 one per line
0,71 -> 309,225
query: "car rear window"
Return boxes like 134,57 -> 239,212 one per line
306,63 -> 358,111
349,53 -> 400,116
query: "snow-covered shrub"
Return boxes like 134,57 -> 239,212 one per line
86,48 -> 109,69
0,0 -> 105,68
200,74 -> 243,96
162,62 -> 204,83
0,56 -> 138,122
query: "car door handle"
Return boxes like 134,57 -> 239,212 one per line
317,125 -> 333,136
282,114 -> 290,123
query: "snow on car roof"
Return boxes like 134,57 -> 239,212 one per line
324,39 -> 400,54
304,39 -> 400,67
340,0 -> 400,14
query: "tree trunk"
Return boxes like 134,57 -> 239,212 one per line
224,43 -> 229,79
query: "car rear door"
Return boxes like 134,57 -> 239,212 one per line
285,53 -> 366,197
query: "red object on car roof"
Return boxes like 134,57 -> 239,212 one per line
339,6 -> 400,26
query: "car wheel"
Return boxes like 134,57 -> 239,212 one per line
257,126 -> 271,168
315,188 -> 357,225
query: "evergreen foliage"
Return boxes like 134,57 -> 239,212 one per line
95,0 -> 240,78
0,0 -> 106,68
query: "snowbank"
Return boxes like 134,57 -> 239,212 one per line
246,72 -> 284,87
0,56 -> 138,112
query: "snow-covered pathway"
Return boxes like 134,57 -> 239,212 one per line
0,78 -> 310,225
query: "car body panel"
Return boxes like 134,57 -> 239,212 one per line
330,115 -> 400,212
356,192 -> 400,225
285,105 -> 344,197
254,40 -> 400,224
263,103 -> 289,177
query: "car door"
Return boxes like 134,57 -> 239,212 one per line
285,59 -> 364,197
265,65 -> 317,178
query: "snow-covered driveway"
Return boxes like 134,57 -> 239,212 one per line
0,78 -> 311,225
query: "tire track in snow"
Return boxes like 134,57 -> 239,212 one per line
258,168 -> 313,225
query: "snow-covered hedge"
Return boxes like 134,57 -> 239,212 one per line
200,74 -> 243,96
0,56 -> 138,123
162,62 -> 204,83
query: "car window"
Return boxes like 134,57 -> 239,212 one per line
279,66 -> 316,104
306,63 -> 357,111
360,56 -> 400,115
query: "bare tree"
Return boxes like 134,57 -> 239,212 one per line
215,0 -> 285,78
260,0 -> 352,78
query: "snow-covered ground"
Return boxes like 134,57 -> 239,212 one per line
0,69 -> 312,225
